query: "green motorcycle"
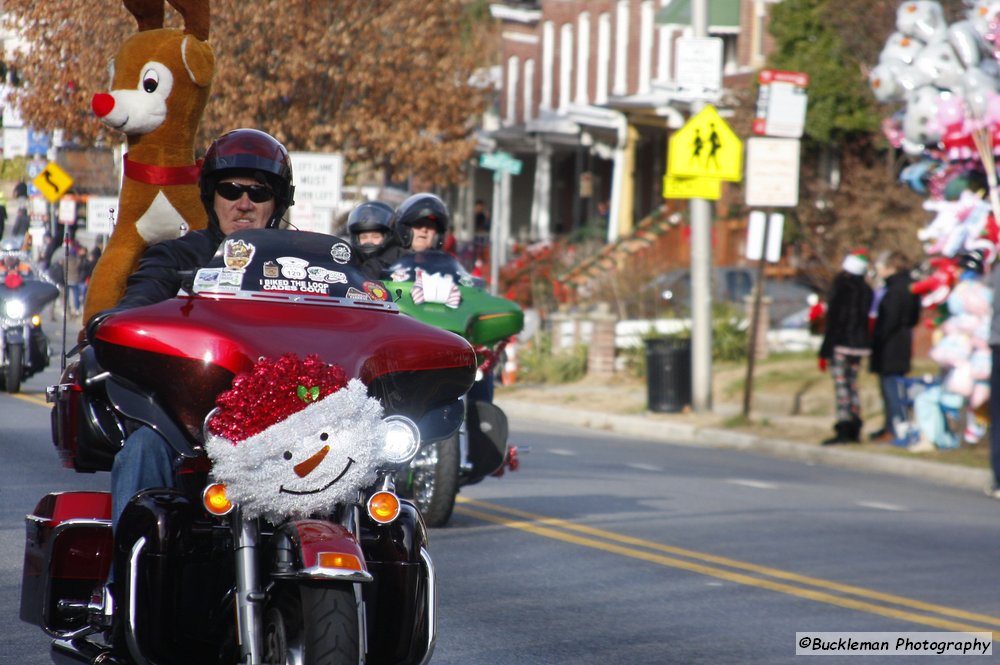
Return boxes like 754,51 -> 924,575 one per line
385,250 -> 524,526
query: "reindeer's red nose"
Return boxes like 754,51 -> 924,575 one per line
92,93 -> 115,118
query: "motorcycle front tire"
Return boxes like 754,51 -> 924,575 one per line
406,433 -> 459,528
263,581 -> 360,665
4,342 -> 23,393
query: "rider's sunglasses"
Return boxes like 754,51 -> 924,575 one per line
216,182 -> 275,203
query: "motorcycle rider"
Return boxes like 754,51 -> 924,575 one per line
392,192 -> 449,253
392,193 -> 495,404
100,128 -> 296,530
347,199 -> 404,279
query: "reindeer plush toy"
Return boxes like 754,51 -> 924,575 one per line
82,0 -> 214,327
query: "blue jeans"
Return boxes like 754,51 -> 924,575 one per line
880,374 -> 908,440
111,426 -> 175,531
990,347 -> 1000,488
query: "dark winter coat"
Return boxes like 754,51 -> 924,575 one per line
869,270 -> 920,375
360,243 -> 408,280
116,229 -> 221,311
819,271 -> 873,359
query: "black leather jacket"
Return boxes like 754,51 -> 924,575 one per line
116,229 -> 222,310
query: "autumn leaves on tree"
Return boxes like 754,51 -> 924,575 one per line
2,0 -> 494,185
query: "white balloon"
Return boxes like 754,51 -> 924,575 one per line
959,67 -> 998,116
903,85 -> 947,150
896,63 -> 933,94
912,40 -> 967,90
897,1 -> 949,42
880,31 -> 926,65
967,0 -> 1000,43
949,20 -> 984,65
870,63 -> 906,102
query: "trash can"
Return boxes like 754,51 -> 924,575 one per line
645,337 -> 692,413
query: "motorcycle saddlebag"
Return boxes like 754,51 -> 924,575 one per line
50,346 -> 126,473
20,491 -> 112,633
465,400 -> 509,482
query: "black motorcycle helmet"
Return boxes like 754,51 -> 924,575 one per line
199,128 -> 295,236
392,193 -> 450,250
347,201 -> 397,257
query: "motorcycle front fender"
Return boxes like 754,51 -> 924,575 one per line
5,325 -> 25,346
268,519 -> 372,583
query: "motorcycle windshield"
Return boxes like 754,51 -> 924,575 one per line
386,250 -> 523,346
0,278 -> 60,316
92,230 -> 476,437
193,230 -> 394,306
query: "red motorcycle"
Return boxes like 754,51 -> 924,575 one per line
21,230 -> 476,665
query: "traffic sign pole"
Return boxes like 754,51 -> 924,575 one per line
480,151 -> 522,296
690,0 -> 712,414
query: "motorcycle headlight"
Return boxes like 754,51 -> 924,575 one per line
380,415 -> 420,465
4,298 -> 26,320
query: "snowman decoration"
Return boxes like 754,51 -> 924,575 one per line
205,353 -> 390,522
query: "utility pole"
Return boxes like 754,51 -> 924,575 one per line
690,0 -> 713,412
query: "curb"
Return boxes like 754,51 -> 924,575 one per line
496,398 -> 992,493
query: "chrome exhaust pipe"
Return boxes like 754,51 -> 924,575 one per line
51,638 -> 126,665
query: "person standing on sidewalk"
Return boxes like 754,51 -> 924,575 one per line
868,251 -> 920,443
819,249 -> 874,445
987,259 -> 1000,498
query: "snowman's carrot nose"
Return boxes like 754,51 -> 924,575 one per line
294,445 -> 330,477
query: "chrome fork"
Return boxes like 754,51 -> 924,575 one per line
233,507 -> 265,665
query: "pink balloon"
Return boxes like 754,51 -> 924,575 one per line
937,95 -> 966,130
986,91 -> 1000,125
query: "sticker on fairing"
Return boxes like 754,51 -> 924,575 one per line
330,243 -> 352,264
222,239 -> 256,270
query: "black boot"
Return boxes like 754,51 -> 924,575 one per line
846,416 -> 862,443
822,421 -> 856,445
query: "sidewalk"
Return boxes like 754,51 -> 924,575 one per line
495,374 -> 994,494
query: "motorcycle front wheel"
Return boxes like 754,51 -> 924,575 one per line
4,342 -> 23,393
401,433 -> 459,528
263,582 -> 360,665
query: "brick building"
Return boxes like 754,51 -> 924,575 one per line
478,0 -> 779,263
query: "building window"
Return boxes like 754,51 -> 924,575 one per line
638,1 -> 654,94
656,26 -> 674,83
576,12 -> 591,106
524,58 -> 536,122
559,23 -> 574,112
542,20 -> 555,111
597,13 -> 611,104
506,55 -> 520,125
613,0 -> 629,96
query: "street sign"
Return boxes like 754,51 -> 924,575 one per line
674,37 -> 723,100
86,195 -> 118,235
32,162 -> 74,203
745,138 -> 801,207
662,174 -> 721,200
480,151 -> 522,176
667,105 -> 743,182
753,69 -> 809,138
289,151 -> 344,211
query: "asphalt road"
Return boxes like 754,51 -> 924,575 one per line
3,359 -> 1000,664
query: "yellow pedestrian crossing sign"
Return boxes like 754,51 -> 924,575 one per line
32,162 -> 74,203
667,105 -> 743,182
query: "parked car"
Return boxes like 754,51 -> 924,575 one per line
650,267 -> 815,326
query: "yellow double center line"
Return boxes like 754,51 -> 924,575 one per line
13,392 -> 49,407
456,497 -> 1000,634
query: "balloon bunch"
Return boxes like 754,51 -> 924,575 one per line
870,1 -> 1000,445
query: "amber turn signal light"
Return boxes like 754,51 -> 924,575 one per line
367,491 -> 401,524
202,483 -> 233,515
317,552 -> 364,572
